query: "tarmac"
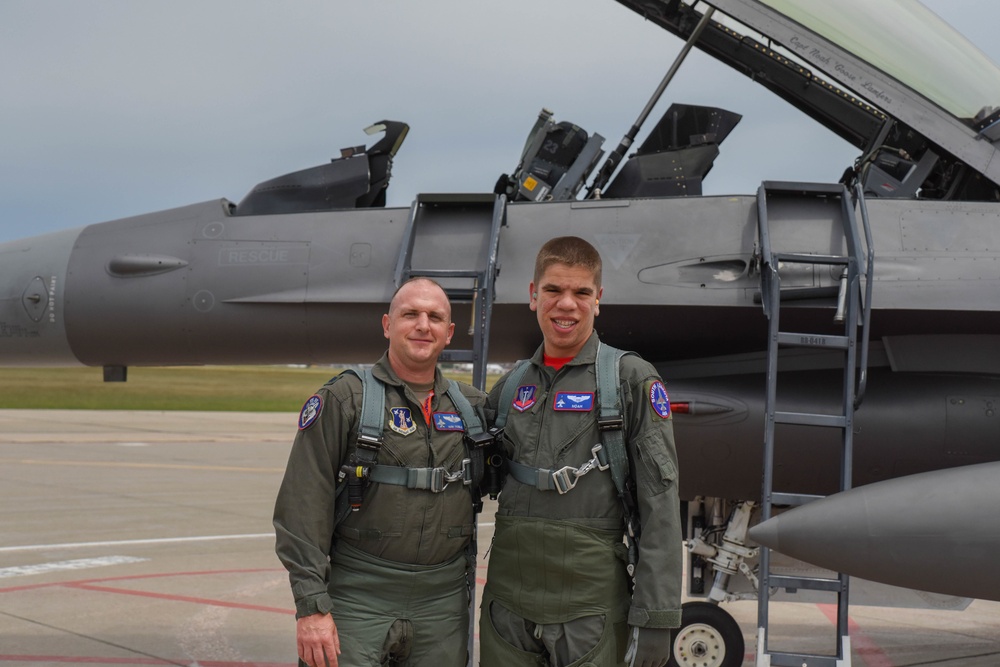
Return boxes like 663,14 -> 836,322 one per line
1,409 -> 999,666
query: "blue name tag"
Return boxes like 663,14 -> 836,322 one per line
553,392 -> 594,411
433,412 -> 465,431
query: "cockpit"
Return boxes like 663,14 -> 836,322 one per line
233,0 -> 1000,216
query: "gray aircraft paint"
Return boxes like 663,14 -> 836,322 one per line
2,0 -> 1000,642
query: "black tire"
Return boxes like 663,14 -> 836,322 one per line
666,601 -> 744,667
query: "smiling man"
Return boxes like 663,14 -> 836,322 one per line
274,277 -> 488,667
480,237 -> 682,667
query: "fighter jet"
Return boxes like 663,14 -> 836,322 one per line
3,1 -> 1000,665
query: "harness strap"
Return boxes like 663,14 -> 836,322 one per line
335,369 -> 487,519
446,379 -> 488,498
368,460 -> 472,492
494,360 -> 531,430
596,341 -> 629,497
356,367 -> 385,445
496,344 -> 641,581
446,380 -> 485,435
595,341 -> 641,581
506,443 -> 609,493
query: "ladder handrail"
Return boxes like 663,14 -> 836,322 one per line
755,181 -> 867,667
853,183 -> 875,409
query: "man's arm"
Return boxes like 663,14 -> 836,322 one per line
622,363 -> 684,630
273,380 -> 355,654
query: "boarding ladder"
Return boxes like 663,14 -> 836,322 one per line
394,192 -> 505,391
754,181 -> 874,667
395,192 -> 506,667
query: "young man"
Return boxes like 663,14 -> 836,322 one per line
480,236 -> 682,667
274,278 -> 488,667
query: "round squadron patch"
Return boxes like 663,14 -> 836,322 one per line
298,395 -> 323,430
648,380 -> 671,419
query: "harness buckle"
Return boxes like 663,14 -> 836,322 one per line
551,466 -> 579,494
597,415 -> 624,432
551,444 -> 609,494
578,444 -> 610,475
460,458 -> 473,486
355,433 -> 383,452
423,467 -> 444,493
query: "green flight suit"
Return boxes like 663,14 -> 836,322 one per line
480,333 -> 682,667
273,353 -> 487,666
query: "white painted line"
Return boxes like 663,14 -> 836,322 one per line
0,533 -> 274,553
0,555 -> 148,578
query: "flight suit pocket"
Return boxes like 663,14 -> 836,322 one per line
633,431 -> 676,497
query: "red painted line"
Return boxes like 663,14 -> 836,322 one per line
0,568 -> 293,615
66,582 -> 293,615
817,603 -> 896,667
0,657 -> 293,666
0,568 -> 283,594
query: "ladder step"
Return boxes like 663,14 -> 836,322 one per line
767,651 -> 842,667
772,252 -> 851,266
775,411 -> 848,428
439,350 -> 475,363
405,269 -> 481,279
767,573 -> 845,592
777,332 -> 850,349
770,492 -> 824,506
762,180 -> 845,196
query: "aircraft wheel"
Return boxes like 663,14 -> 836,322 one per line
667,601 -> 744,667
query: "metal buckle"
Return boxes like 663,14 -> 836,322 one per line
551,466 -> 579,494
427,460 -> 472,493
550,445 -> 609,494
429,467 -> 447,493
355,433 -> 382,452
597,415 -> 623,431
578,444 -> 610,475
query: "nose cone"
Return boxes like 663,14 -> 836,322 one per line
748,462 -> 1000,602
747,514 -> 780,550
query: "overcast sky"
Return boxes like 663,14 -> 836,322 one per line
1,1 -> 996,243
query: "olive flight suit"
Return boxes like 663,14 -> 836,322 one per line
274,353 -> 487,666
480,333 -> 682,667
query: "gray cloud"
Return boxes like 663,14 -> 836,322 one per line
0,0 -> 994,241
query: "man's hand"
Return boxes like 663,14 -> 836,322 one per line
297,613 -> 340,667
624,626 -> 673,667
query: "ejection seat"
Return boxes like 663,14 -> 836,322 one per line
233,120 -> 409,215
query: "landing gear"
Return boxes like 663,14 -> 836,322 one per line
668,601 -> 744,667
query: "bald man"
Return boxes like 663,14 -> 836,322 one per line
275,278 -> 488,667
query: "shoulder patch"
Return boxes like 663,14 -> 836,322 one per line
512,385 -> 537,412
389,407 -> 417,435
647,380 -> 671,419
298,395 -> 323,430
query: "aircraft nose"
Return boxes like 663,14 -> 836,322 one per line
747,515 -> 780,550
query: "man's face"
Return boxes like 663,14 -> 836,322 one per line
530,262 -> 602,359
382,280 -> 455,375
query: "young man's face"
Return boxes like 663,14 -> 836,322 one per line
529,262 -> 602,359
382,280 -> 455,375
